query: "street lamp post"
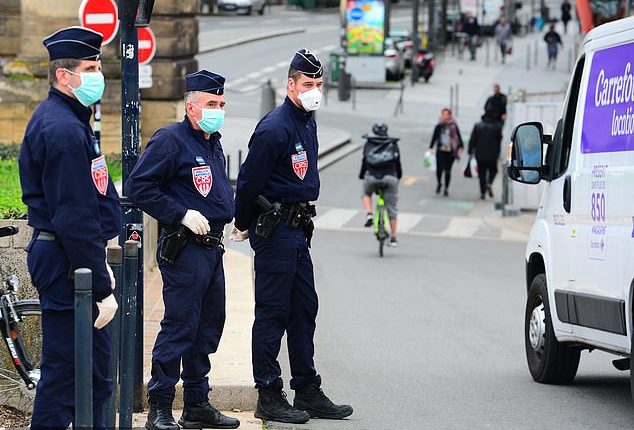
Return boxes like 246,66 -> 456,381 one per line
411,0 -> 420,84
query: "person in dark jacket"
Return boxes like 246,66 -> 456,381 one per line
429,108 -> 464,197
484,84 -> 507,125
359,122 -> 403,246
544,24 -> 563,68
462,13 -> 481,61
561,0 -> 572,33
468,110 -> 503,199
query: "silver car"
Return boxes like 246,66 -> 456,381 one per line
218,0 -> 266,15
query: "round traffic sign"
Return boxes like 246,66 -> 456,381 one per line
138,27 -> 157,66
78,0 -> 119,46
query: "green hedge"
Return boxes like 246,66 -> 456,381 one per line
0,143 -> 123,220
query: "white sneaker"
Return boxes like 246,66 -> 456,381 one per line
388,237 -> 399,247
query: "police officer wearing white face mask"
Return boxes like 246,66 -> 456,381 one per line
233,49 -> 353,424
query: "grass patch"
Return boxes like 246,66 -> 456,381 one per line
0,142 -> 123,219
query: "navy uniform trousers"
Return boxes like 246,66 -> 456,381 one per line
147,240 -> 226,405
27,239 -> 112,430
249,223 -> 319,390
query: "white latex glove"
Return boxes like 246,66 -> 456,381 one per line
94,294 -> 118,329
230,227 -> 249,242
181,209 -> 210,235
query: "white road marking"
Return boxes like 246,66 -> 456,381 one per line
314,208 -> 358,230
245,71 -> 261,79
440,217 -> 482,238
396,213 -> 424,233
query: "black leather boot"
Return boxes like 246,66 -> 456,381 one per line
293,376 -> 353,419
255,383 -> 310,424
145,401 -> 179,430
178,402 -> 240,429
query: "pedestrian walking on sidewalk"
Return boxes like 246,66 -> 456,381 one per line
233,49 -> 353,425
126,70 -> 240,430
18,27 -> 120,429
462,13 -> 481,61
468,109 -> 503,199
561,0 -> 572,33
494,16 -> 513,64
484,84 -> 507,126
544,24 -> 563,69
429,108 -> 464,197
359,122 -> 402,246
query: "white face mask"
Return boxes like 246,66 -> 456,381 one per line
297,87 -> 322,111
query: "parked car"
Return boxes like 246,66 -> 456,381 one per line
218,0 -> 266,15
389,29 -> 414,67
384,37 -> 405,80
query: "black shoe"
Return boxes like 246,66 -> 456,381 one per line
435,184 -> 441,194
480,194 -> 485,200
179,401 -> 240,429
487,186 -> 494,198
364,213 -> 373,227
146,402 -> 179,430
255,384 -> 310,424
443,188 -> 449,197
293,376 -> 353,420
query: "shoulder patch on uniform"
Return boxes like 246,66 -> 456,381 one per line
91,155 -> 109,195
192,166 -> 213,197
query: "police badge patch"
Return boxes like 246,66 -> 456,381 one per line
192,166 -> 213,197
91,155 -> 109,195
291,151 -> 308,180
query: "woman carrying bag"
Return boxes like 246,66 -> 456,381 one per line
429,108 -> 464,197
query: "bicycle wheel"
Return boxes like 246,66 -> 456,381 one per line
377,206 -> 388,257
0,300 -> 42,409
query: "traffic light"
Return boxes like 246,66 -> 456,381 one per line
118,0 -> 155,27
135,0 -> 155,27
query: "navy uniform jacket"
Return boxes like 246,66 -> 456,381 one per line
19,88 -> 121,306
125,117 -> 234,230
234,97 -> 320,231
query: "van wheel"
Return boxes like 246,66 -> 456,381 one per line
525,274 -> 581,384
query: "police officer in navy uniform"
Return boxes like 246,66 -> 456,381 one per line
233,49 -> 353,424
18,27 -> 120,429
126,70 -> 239,430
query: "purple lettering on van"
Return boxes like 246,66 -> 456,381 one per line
582,42 -> 634,154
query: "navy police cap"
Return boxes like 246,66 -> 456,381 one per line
42,26 -> 103,61
186,70 -> 225,95
291,48 -> 323,78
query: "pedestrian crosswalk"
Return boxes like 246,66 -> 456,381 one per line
312,206 -> 530,242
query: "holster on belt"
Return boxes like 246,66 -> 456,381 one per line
254,195 -> 282,239
158,225 -> 188,265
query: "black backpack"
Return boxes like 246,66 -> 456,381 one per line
365,138 -> 399,168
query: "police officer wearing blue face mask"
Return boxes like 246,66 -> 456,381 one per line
125,70 -> 239,430
18,26 -> 120,429
233,49 -> 353,424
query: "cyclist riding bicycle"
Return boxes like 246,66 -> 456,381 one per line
359,122 -> 402,247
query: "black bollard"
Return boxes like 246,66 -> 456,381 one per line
119,241 -> 139,428
105,245 -> 123,427
259,79 -> 276,118
74,268 -> 93,428
337,69 -> 351,101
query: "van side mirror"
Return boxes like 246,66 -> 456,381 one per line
508,122 -> 545,185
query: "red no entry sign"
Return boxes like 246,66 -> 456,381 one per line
78,0 -> 119,46
138,27 -> 157,66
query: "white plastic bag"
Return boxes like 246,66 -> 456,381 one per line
463,156 -> 478,178
423,149 -> 436,171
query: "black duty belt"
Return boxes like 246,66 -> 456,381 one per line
182,229 -> 224,247
36,231 -> 57,241
278,202 -> 316,228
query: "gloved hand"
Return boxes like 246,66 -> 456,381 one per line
94,294 -> 118,329
230,227 -> 249,242
181,209 -> 210,235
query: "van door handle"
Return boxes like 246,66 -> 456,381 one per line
563,175 -> 571,213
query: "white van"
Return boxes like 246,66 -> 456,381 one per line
508,16 -> 634,397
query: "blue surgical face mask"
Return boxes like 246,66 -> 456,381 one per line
65,69 -> 105,107
193,105 -> 225,134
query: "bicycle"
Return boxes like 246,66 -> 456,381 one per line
0,226 -> 42,407
373,188 -> 390,257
